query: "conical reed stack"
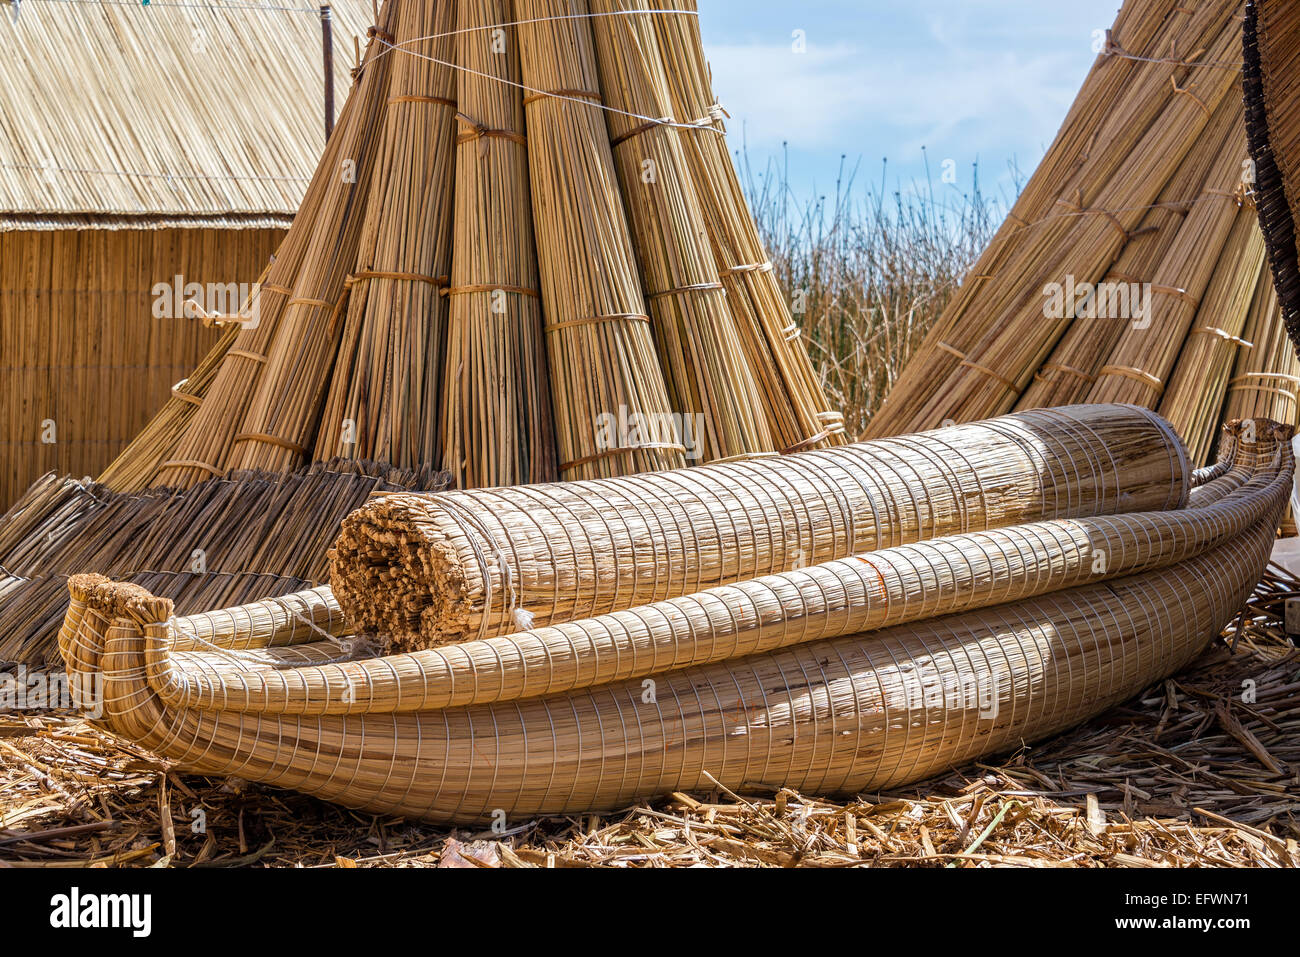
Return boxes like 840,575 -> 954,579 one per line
439,0 -> 558,487
316,0 -> 459,470
513,0 -> 685,479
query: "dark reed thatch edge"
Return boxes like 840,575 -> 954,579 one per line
1244,0 -> 1300,361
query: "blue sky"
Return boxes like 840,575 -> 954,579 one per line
698,0 -> 1124,207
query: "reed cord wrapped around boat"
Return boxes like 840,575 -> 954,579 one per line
330,404 -> 1191,651
56,419 -> 1290,824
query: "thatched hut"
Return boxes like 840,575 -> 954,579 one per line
0,0 -> 369,507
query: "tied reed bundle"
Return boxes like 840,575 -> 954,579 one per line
1158,211 -> 1267,463
329,404 -> 1191,651
227,0 -> 402,474
1225,265 -> 1300,424
0,460 -> 449,666
439,0 -> 558,487
56,420 -> 1291,824
513,0 -> 684,480
588,0 -> 774,464
316,0 -> 458,471
648,0 -> 844,451
1017,93 -> 1242,411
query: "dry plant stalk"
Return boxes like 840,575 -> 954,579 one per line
513,0 -> 684,480
649,0 -> 845,449
316,0 -> 458,470
589,0 -> 774,463
329,404 -> 1190,649
439,0 -> 558,487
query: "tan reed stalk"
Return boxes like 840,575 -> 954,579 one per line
1016,92 -> 1243,412
224,2 -> 402,474
57,421 -> 1290,823
512,0 -> 684,479
1159,209 -> 1267,462
1086,135 -> 1254,407
144,87 -> 372,490
329,404 -> 1191,649
649,0 -> 844,449
1225,267 -> 1300,424
0,460 -> 449,666
144,426 -> 1293,712
588,0 -> 774,463
438,0 -> 558,487
315,0 -> 459,471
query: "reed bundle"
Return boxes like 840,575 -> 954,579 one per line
0,461 -> 448,666
867,0 -> 1300,463
648,0 -> 844,450
315,0 -> 458,472
1157,211 -> 1267,463
437,0 -> 557,487
589,0 -> 774,463
55,418 -> 1291,823
1246,0 -> 1300,357
1016,93 -> 1242,411
1225,264 -> 1300,422
329,404 -> 1190,650
514,0 -> 683,480
227,1 -> 402,475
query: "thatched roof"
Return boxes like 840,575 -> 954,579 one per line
0,0 -> 371,230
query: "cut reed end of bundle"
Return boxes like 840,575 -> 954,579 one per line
329,497 -> 473,653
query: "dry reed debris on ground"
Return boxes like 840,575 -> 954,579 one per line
2,566 -> 1296,868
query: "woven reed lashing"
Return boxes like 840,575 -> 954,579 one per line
329,404 -> 1191,651
1245,0 -> 1300,359
57,420 -> 1291,823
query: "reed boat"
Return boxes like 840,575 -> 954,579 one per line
55,415 -> 1292,825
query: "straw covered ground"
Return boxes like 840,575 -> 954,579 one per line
1,566 -> 1296,868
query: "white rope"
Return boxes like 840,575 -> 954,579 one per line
372,8 -> 726,138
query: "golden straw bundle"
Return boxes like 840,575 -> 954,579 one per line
329,404 -> 1190,650
649,0 -> 845,449
589,0 -> 774,463
438,0 -> 558,487
315,0 -> 458,470
513,0 -> 684,480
